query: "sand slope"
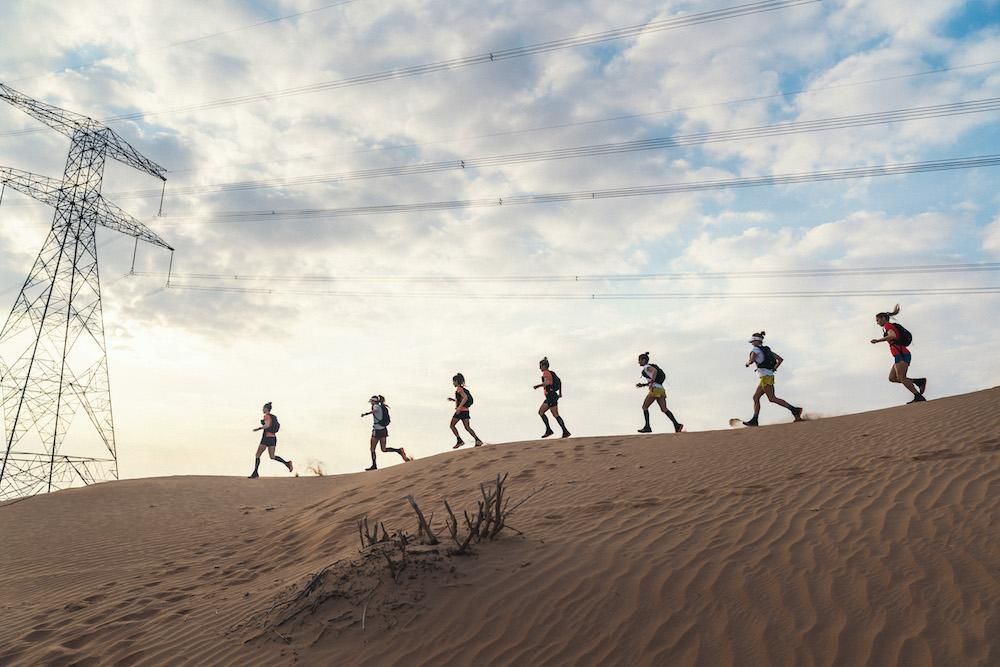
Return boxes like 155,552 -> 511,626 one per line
1,389 -> 997,666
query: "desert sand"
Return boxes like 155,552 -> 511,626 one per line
1,388 -> 997,666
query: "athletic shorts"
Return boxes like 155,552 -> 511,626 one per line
544,391 -> 559,407
893,352 -> 912,364
453,411 -> 471,421
260,435 -> 277,447
372,428 -> 388,439
647,386 -> 666,399
758,376 -> 775,388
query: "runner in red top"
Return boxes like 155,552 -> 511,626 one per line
870,304 -> 927,404
532,357 -> 570,438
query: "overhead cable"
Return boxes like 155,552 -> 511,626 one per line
152,154 -> 1000,225
163,283 -> 1000,300
166,57 -> 1000,176
104,97 -> 1000,200
132,262 -> 1000,285
0,0 -> 818,135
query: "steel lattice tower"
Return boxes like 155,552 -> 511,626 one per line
0,82 -> 173,500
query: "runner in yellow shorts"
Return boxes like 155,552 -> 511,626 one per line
742,332 -> 803,427
636,352 -> 683,433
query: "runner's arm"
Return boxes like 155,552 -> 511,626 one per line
773,353 -> 784,370
870,330 -> 896,344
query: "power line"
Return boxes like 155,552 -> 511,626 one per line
4,0 -> 364,85
132,262 -> 1000,285
101,98 -> 1000,200
164,58 -> 1000,177
0,0 -> 819,135
163,283 -> 1000,300
152,154 -> 1000,225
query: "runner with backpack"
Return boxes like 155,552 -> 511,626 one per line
249,401 -> 293,478
449,372 -> 484,448
742,332 -> 804,427
362,395 -> 411,471
532,357 -> 571,439
636,352 -> 684,433
871,304 -> 927,404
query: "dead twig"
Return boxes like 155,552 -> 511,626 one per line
361,579 -> 382,631
506,483 -> 548,514
406,495 -> 440,545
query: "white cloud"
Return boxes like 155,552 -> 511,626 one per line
983,215 -> 1000,256
1,0 -> 998,483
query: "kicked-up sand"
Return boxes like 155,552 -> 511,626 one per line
1,388 -> 997,666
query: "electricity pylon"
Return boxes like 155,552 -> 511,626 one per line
0,82 -> 173,500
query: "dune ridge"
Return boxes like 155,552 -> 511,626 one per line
1,389 -> 998,666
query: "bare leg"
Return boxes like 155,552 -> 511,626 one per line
639,394 -> 655,432
890,362 -> 919,395
376,434 -> 406,461
461,419 -> 483,445
268,446 -> 292,471
744,385 -> 766,426
548,403 -> 570,437
764,385 -> 802,420
655,396 -> 683,432
367,435 -> 378,470
539,402 -> 554,437
450,417 -> 465,448
250,444 -> 267,477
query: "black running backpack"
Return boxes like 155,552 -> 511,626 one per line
549,371 -> 562,395
647,364 -> 666,384
376,405 -> 391,427
459,388 -> 474,407
759,346 -> 778,371
266,414 -> 281,433
892,323 -> 913,347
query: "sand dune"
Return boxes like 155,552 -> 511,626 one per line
1,389 -> 998,666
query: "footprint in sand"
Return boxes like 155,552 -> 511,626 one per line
912,449 -> 961,461
731,484 -> 771,496
22,628 -> 54,642
979,438 -> 1000,452
829,466 -> 865,476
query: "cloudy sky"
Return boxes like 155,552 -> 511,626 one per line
1,0 -> 998,485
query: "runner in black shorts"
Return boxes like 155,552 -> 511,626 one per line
362,395 -> 411,471
532,357 -> 570,438
449,373 -> 484,448
249,402 -> 293,478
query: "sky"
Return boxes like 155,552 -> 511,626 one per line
0,0 -> 998,487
